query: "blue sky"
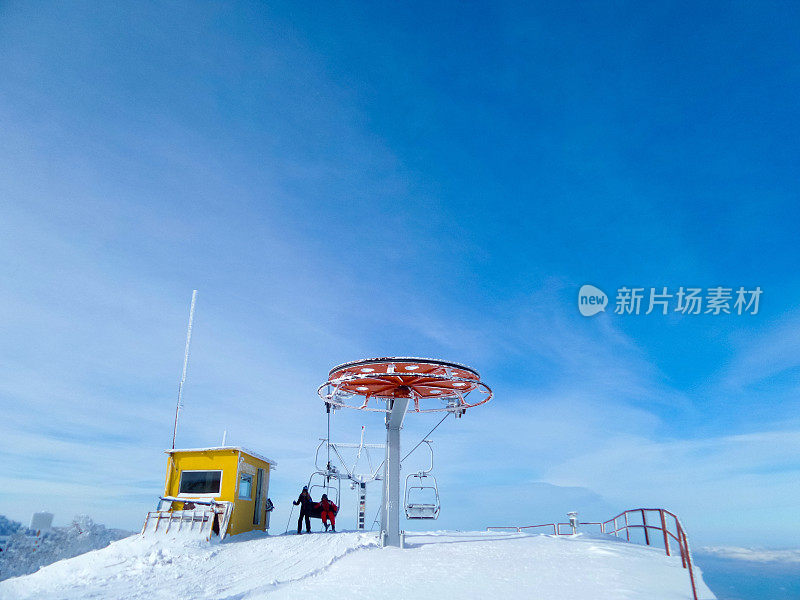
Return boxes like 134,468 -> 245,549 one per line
1,2 -> 799,547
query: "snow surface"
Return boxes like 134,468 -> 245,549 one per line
0,530 -> 716,599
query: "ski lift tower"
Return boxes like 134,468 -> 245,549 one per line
318,357 -> 492,547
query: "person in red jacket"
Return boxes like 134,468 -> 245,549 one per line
320,493 -> 338,532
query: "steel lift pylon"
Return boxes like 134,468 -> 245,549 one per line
318,357 -> 492,548
379,397 -> 409,547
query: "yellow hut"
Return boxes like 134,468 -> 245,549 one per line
142,446 -> 276,539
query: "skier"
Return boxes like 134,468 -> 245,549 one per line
293,486 -> 313,534
320,493 -> 338,532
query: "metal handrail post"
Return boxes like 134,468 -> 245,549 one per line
624,512 -> 630,541
682,528 -> 699,600
659,509 -> 671,556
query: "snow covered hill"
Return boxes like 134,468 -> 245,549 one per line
0,530 -> 716,599
0,515 -> 132,582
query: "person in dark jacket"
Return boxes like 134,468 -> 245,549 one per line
293,486 -> 313,534
320,493 -> 338,532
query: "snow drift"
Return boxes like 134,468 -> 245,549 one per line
0,515 -> 131,582
0,530 -> 716,599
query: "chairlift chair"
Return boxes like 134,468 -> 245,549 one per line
404,472 -> 441,519
307,469 -> 341,508
403,439 -> 441,520
301,429 -> 386,530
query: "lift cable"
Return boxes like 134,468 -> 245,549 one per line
371,411 -> 452,482
402,412 -> 450,462
326,403 -> 331,466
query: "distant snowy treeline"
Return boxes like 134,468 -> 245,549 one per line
0,514 -> 132,581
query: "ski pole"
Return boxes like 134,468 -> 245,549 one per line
285,503 -> 295,534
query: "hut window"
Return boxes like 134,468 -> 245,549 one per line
179,470 -> 222,495
239,474 -> 253,499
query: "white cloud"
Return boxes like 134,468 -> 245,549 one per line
699,546 -> 800,563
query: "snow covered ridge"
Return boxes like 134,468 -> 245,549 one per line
0,515 -> 132,582
0,530 -> 377,600
0,530 -> 716,599
700,546 -> 800,563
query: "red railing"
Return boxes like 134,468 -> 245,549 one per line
487,508 -> 698,600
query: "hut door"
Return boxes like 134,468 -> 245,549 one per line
253,468 -> 264,525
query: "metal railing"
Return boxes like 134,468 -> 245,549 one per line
487,508 -> 699,600
140,497 -> 234,540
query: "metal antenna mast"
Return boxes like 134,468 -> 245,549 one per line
171,289 -> 198,449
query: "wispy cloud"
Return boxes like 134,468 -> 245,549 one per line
715,311 -> 800,397
700,547 -> 800,563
